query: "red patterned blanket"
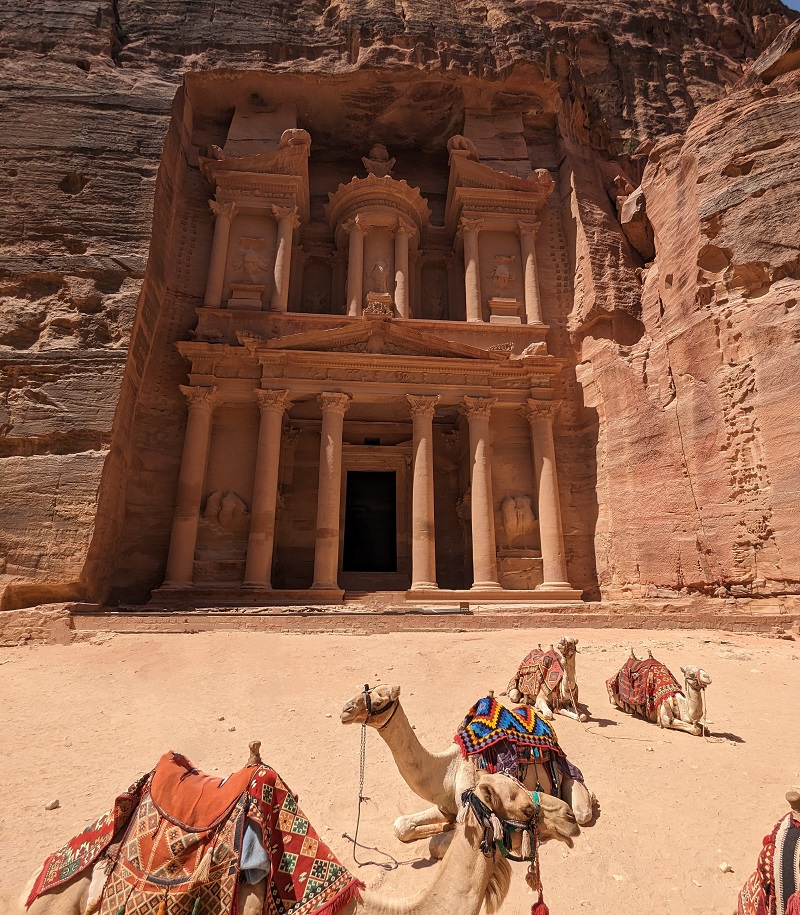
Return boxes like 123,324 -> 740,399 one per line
739,812 -> 800,915
508,648 -> 566,702
27,752 -> 361,915
606,657 -> 682,722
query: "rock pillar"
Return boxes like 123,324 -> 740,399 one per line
518,220 -> 544,326
311,392 -> 351,590
394,222 -> 411,318
460,217 -> 484,323
407,395 -> 439,590
164,385 -> 219,586
463,396 -> 501,589
271,205 -> 300,313
524,399 -> 571,589
345,218 -> 366,318
244,389 -> 292,588
204,201 -> 237,308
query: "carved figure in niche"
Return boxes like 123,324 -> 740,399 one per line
362,144 -> 396,178
199,490 -> 250,553
303,290 -> 326,313
526,167 -> 556,196
501,494 -> 538,550
279,128 -> 312,148
447,135 -> 480,161
487,255 -> 516,292
233,237 -> 269,280
369,259 -> 390,294
364,299 -> 394,317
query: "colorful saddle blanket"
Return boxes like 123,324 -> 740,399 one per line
455,696 -> 564,765
508,648 -> 567,702
27,751 -> 361,915
739,812 -> 800,915
606,657 -> 682,722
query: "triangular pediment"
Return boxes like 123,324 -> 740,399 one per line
237,318 -> 508,361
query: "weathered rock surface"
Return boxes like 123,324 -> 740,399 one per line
0,0 -> 797,607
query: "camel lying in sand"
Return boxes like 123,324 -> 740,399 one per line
606,649 -> 712,736
340,685 -> 594,848
506,637 -> 589,722
21,771 -> 579,915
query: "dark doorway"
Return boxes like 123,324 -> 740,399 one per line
343,471 -> 397,572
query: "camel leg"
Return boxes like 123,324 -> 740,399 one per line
394,805 -> 453,842
535,696 -> 555,721
559,773 -> 594,826
666,718 -> 702,736
554,706 -> 588,723
239,879 -> 267,915
428,828 -> 456,860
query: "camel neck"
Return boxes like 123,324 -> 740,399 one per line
370,702 -> 460,809
683,681 -> 704,721
358,822 -> 494,915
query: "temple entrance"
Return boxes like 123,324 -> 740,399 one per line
342,471 -> 397,573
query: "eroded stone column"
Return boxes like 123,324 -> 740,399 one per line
204,201 -> 237,308
271,205 -> 300,313
518,220 -> 544,326
164,385 -> 219,586
344,217 -> 365,317
244,389 -> 292,588
311,392 -> 351,590
460,216 -> 484,323
463,396 -> 501,589
524,399 -> 571,589
408,395 -> 439,590
394,222 -> 411,318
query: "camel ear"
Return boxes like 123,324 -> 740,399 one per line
389,685 -> 401,701
477,783 -> 494,809
680,666 -> 686,675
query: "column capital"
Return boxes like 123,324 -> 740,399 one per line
342,215 -> 372,235
179,384 -> 219,411
517,219 -> 542,238
406,394 -> 439,418
272,205 -> 300,229
209,199 -> 238,220
318,392 -> 351,416
523,398 -> 561,423
462,395 -> 496,422
458,216 -> 484,237
392,220 -> 417,240
254,389 -> 292,413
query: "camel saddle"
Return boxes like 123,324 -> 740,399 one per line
150,751 -> 254,830
739,811 -> 800,915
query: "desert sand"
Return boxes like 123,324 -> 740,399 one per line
1,626 -> 798,915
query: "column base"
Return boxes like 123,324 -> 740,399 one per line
471,581 -> 502,590
161,580 -> 193,589
243,581 -> 273,590
410,581 -> 439,591
538,581 -> 578,591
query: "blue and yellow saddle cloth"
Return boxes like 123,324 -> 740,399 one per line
454,696 -> 565,766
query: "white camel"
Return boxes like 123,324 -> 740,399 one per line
20,771 -> 579,915
607,649 -> 712,736
340,685 -> 594,850
506,637 -> 589,722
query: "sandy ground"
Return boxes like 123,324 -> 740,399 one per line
1,627 -> 799,915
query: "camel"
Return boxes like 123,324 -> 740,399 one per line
20,771 -> 579,915
606,649 -> 712,736
506,637 -> 589,722
340,685 -> 594,849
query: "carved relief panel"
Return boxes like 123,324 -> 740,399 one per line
223,213 -> 278,309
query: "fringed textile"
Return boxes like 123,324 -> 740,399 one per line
507,649 -> 567,703
455,696 -> 564,760
739,812 -> 800,915
605,657 -> 682,722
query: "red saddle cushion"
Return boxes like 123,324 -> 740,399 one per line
149,750 -> 255,830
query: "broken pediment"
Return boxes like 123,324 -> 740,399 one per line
236,317 -> 510,361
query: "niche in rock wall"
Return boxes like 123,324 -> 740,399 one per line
420,260 -> 448,320
300,256 -> 334,314
223,214 -> 277,308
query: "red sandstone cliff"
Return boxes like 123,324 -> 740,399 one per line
0,0 -> 797,607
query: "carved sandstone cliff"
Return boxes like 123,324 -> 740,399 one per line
0,1 -> 796,607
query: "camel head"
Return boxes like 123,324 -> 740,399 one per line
340,683 -> 400,727
556,636 -> 578,660
680,665 -> 712,690
463,772 -> 579,852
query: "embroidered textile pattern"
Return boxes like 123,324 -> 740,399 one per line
454,696 -> 564,761
26,772 -> 150,905
739,813 -> 800,915
507,648 -> 566,702
606,657 -> 682,722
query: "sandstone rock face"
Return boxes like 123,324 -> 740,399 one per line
0,0 -> 796,607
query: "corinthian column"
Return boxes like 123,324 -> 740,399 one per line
459,217 -> 484,323
393,222 -> 411,318
524,399 -> 571,589
344,217 -> 366,317
518,220 -> 544,326
164,386 -> 219,586
463,396 -> 501,589
407,395 -> 439,590
311,392 -> 351,590
271,205 -> 300,313
204,200 -> 237,308
244,389 -> 292,588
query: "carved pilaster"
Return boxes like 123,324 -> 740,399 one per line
517,220 -> 541,238
406,394 -> 439,418
209,200 -> 238,220
271,204 -> 301,229
179,385 -> 219,411
254,389 -> 292,413
523,399 -> 560,423
462,395 -> 496,422
318,392 -> 351,415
